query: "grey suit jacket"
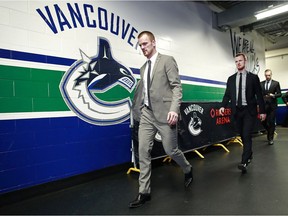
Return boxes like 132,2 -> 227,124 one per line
138,53 -> 182,123
132,79 -> 144,122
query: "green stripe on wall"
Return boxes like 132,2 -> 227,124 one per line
3,64 -> 279,113
0,65 -> 68,113
182,84 -> 225,102
95,81 -> 226,103
95,85 -> 134,102
0,64 -> 229,113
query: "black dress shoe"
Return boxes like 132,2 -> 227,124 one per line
238,163 -> 247,173
129,193 -> 151,208
184,167 -> 193,188
268,140 -> 274,145
247,155 -> 253,164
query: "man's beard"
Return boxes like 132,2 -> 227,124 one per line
237,65 -> 245,71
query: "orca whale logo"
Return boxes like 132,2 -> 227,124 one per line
188,112 -> 203,136
60,37 -> 137,126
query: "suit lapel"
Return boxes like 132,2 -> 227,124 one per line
269,80 -> 275,91
261,81 -> 265,90
246,72 -> 253,96
151,54 -> 161,83
231,73 -> 237,99
140,61 -> 148,80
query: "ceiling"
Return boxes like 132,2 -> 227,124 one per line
204,1 -> 288,51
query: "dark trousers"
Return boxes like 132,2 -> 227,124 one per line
235,106 -> 257,164
283,107 -> 288,127
262,105 -> 276,141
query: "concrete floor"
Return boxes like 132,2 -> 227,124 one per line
0,127 -> 288,215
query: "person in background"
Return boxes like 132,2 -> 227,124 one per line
129,31 -> 193,208
219,53 -> 266,173
260,69 -> 282,145
282,91 -> 288,127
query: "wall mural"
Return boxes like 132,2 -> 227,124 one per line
230,30 -> 260,75
37,3 -> 138,125
36,3 -> 139,49
60,37 -> 137,125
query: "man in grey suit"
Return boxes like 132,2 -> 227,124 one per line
129,31 -> 193,208
260,69 -> 282,145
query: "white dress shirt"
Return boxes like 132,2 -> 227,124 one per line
236,71 -> 247,106
143,52 -> 158,106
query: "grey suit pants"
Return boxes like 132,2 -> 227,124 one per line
138,106 -> 191,194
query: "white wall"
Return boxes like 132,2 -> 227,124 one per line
266,48 -> 288,90
0,1 -> 266,85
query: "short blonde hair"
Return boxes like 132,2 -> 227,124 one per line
235,53 -> 247,61
265,69 -> 272,74
138,31 -> 155,41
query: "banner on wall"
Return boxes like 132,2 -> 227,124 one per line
132,102 -> 264,165
230,30 -> 264,75
178,102 -> 237,151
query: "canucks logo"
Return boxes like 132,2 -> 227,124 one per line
188,112 -> 202,136
60,37 -> 137,126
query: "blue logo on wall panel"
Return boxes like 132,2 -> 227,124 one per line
60,37 -> 137,126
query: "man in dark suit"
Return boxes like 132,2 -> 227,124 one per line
260,69 -> 282,145
219,53 -> 266,173
129,31 -> 193,208
282,91 -> 288,127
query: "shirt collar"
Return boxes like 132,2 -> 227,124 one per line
147,52 -> 158,64
238,70 -> 247,76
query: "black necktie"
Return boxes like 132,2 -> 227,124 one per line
266,81 -> 269,91
238,73 -> 242,107
147,60 -> 152,108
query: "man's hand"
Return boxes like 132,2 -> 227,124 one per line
259,114 -> 266,121
269,93 -> 275,98
167,111 -> 178,126
265,93 -> 275,98
219,107 -> 225,116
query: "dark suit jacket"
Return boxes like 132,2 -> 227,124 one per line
221,71 -> 265,116
260,80 -> 282,110
283,91 -> 288,104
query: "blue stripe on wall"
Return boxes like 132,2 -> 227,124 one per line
0,48 -> 226,86
277,106 -> 288,125
0,117 -> 131,194
180,75 -> 226,86
131,69 -> 226,86
0,48 -> 75,66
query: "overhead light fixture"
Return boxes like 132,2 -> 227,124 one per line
255,4 -> 288,20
